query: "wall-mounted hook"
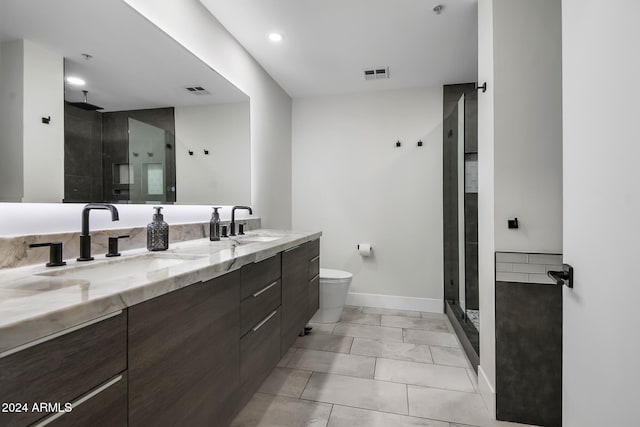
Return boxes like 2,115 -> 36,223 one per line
476,82 -> 487,93
508,217 -> 519,229
147,152 -> 153,157
132,152 -> 139,157
395,140 -> 401,148
417,140 -> 423,147
204,149 -> 209,155
41,116 -> 51,124
188,150 -> 194,156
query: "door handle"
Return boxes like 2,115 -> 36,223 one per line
547,264 -> 574,288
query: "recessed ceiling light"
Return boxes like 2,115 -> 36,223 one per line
66,76 -> 86,86
268,32 -> 283,42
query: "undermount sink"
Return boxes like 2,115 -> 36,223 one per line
36,253 -> 205,281
233,235 -> 281,244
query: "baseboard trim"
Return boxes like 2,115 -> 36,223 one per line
346,292 -> 443,313
478,365 -> 496,418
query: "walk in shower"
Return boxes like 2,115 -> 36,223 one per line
442,83 -> 479,369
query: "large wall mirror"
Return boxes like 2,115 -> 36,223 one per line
0,0 -> 250,205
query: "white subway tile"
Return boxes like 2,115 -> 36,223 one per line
545,265 -> 564,273
496,272 -> 529,282
512,263 -> 546,274
495,263 -> 513,272
529,254 -> 562,265
495,252 -> 528,263
528,273 -> 557,285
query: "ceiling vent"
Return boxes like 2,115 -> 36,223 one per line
364,67 -> 389,80
185,86 -> 211,95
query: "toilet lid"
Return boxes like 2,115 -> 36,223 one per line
320,268 -> 352,280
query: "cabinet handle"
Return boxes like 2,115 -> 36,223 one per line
310,255 -> 320,263
310,274 -> 319,282
284,244 -> 301,253
32,374 -> 123,427
252,310 -> 278,332
252,281 -> 278,298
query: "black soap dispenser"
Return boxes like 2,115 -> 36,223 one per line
210,207 -> 221,241
147,206 -> 169,251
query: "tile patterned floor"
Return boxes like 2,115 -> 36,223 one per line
231,306 -> 536,427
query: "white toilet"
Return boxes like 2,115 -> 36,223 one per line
310,268 -> 353,323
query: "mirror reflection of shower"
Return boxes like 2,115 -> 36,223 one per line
126,118 -> 169,203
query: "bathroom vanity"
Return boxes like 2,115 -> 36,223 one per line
0,231 -> 320,427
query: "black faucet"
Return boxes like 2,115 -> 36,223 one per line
77,203 -> 120,261
230,206 -> 252,236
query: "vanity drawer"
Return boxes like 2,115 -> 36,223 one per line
240,308 -> 281,387
0,311 -> 127,427
240,279 -> 281,337
309,255 -> 320,280
308,239 -> 320,259
309,274 -> 320,318
240,253 -> 281,300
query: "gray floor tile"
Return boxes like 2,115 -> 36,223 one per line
421,312 -> 447,320
340,311 -> 381,325
382,315 -> 450,332
333,322 -> 404,342
231,392 -> 332,427
294,333 -> 354,353
404,328 -> 460,348
277,347 -> 297,367
301,372 -> 409,415
342,305 -> 363,315
407,385 -> 492,426
451,421 -> 540,427
375,358 -> 475,393
287,348 -> 376,378
258,367 -> 312,398
307,322 -> 338,335
363,307 -> 421,318
350,338 -> 433,363
430,346 -> 470,368
328,404 -> 449,427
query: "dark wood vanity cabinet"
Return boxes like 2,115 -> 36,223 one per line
0,312 -> 127,427
128,271 -> 241,427
1,238 -> 320,427
281,240 -> 320,355
238,254 -> 283,408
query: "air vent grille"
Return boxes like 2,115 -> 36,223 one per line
364,67 -> 389,80
185,86 -> 211,95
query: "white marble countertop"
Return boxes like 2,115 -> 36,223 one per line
0,229 -> 321,355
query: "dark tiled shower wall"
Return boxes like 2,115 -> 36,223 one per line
64,105 -> 176,203
495,252 -> 563,427
64,104 -> 104,202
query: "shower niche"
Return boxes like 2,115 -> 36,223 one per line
442,83 -> 479,369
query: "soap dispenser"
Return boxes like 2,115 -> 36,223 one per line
210,207 -> 221,241
147,206 -> 169,251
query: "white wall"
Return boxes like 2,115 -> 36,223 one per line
562,1 -> 640,425
0,40 -> 24,202
493,0 -> 562,253
476,0 -> 562,416
477,0 -> 497,414
175,102 -> 250,205
124,0 -> 292,229
292,87 -> 443,311
21,40 -> 64,203
0,39 -> 64,203
0,0 -> 292,234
